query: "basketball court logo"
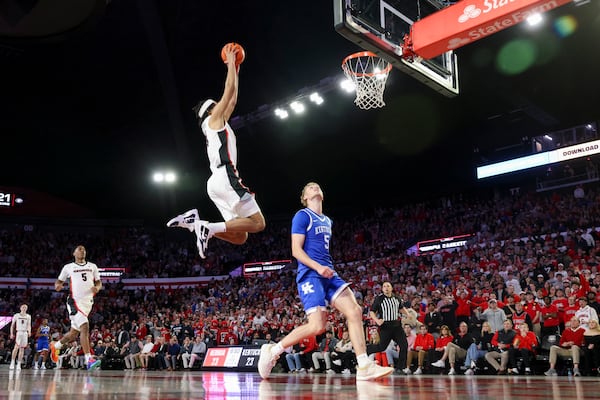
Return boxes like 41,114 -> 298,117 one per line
458,5 -> 482,23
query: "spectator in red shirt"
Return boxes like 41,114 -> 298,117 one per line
431,325 -> 453,364
524,292 -> 542,339
454,287 -> 472,327
552,289 -> 569,331
404,325 -> 434,375
541,296 -> 560,337
571,265 -> 591,299
544,316 -> 585,376
564,296 -> 580,325
509,323 -> 538,375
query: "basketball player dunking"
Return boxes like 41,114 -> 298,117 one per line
167,44 -> 265,258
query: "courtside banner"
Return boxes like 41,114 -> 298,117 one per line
202,346 -> 261,371
411,0 -> 572,59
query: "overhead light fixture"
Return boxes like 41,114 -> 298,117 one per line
153,172 -> 164,183
164,172 -> 176,183
152,170 -> 177,184
544,135 -> 552,141
526,13 -> 543,26
274,108 -> 289,119
340,78 -> 355,93
290,101 -> 305,114
309,92 -> 324,105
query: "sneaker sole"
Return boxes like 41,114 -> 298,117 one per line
88,360 -> 101,371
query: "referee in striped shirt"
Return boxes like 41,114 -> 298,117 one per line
367,281 -> 409,372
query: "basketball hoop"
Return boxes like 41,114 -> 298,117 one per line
341,51 -> 392,110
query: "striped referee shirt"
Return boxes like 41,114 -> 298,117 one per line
371,294 -> 403,322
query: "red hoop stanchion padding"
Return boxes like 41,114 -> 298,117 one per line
341,51 -> 392,110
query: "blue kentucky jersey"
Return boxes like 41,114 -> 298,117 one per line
291,208 -> 334,281
37,325 -> 50,346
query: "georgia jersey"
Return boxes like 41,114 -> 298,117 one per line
58,261 -> 100,300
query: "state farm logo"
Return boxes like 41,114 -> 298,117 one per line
458,5 -> 481,23
449,0 -> 561,50
458,0 -> 520,23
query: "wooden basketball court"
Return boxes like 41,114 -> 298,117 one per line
3,368 -> 599,399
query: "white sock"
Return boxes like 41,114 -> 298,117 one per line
356,353 -> 370,368
271,343 -> 284,357
54,341 -> 63,350
207,222 -> 226,234
85,354 -> 91,363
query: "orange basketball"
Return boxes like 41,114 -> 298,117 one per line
221,42 -> 245,66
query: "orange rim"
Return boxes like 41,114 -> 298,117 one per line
341,51 -> 392,77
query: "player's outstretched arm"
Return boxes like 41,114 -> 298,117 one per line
210,48 -> 239,128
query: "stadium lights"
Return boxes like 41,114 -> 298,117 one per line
274,108 -> 289,119
230,74 -> 377,128
340,78 -> 355,93
290,101 -> 305,114
309,92 -> 324,105
544,135 -> 553,141
526,13 -> 543,26
153,171 -> 177,184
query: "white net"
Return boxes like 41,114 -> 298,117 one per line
341,51 -> 391,110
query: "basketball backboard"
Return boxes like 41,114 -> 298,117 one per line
334,0 -> 460,97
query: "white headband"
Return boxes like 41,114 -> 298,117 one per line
198,99 -> 216,119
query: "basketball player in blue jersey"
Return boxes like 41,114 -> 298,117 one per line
33,318 -> 50,369
257,182 -> 393,381
167,45 -> 265,259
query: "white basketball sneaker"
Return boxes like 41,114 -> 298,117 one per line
356,361 -> 394,381
194,220 -> 211,259
257,344 -> 277,379
166,209 -> 199,232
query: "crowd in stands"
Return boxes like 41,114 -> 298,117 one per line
1,184 -> 600,376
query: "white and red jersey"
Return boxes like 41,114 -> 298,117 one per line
58,261 -> 100,301
12,312 -> 31,333
202,117 -> 237,175
575,305 -> 599,329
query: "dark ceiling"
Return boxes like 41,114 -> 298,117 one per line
0,0 -> 598,224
